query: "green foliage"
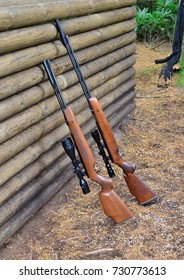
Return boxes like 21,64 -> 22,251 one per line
137,0 -> 156,11
176,58 -> 184,87
136,0 -> 179,47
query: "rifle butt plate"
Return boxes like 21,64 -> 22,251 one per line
139,195 -> 158,206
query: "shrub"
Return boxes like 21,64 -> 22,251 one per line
136,0 -> 179,47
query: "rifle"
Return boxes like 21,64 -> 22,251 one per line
55,19 -> 158,206
43,59 -> 134,224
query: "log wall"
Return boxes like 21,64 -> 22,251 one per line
0,0 -> 137,246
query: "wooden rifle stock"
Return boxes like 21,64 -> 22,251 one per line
89,97 -> 157,205
65,107 -> 134,223
54,20 -> 157,206
43,59 -> 134,223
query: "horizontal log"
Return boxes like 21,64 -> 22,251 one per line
0,0 -> 66,7
0,111 -> 62,165
0,81 -> 135,205
0,154 -> 71,227
0,105 -> 136,247
0,67 -> 135,166
0,7 -> 136,55
0,49 -> 136,144
62,52 -> 136,104
0,96 -> 134,247
0,136 -> 67,208
0,78 -> 135,187
97,81 -> 135,110
0,0 -> 137,31
0,164 -> 74,248
0,91 -> 136,229
0,19 -> 136,78
0,95 -> 58,145
92,68 -> 135,101
0,40 -> 135,121
0,31 -> 136,100
0,0 -> 137,247
0,142 -> 66,206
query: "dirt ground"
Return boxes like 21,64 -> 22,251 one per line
0,42 -> 183,260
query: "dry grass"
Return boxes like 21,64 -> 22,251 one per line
0,42 -> 183,260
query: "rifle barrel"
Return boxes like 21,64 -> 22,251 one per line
54,20 -> 158,206
43,59 -> 67,112
55,19 -> 92,101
